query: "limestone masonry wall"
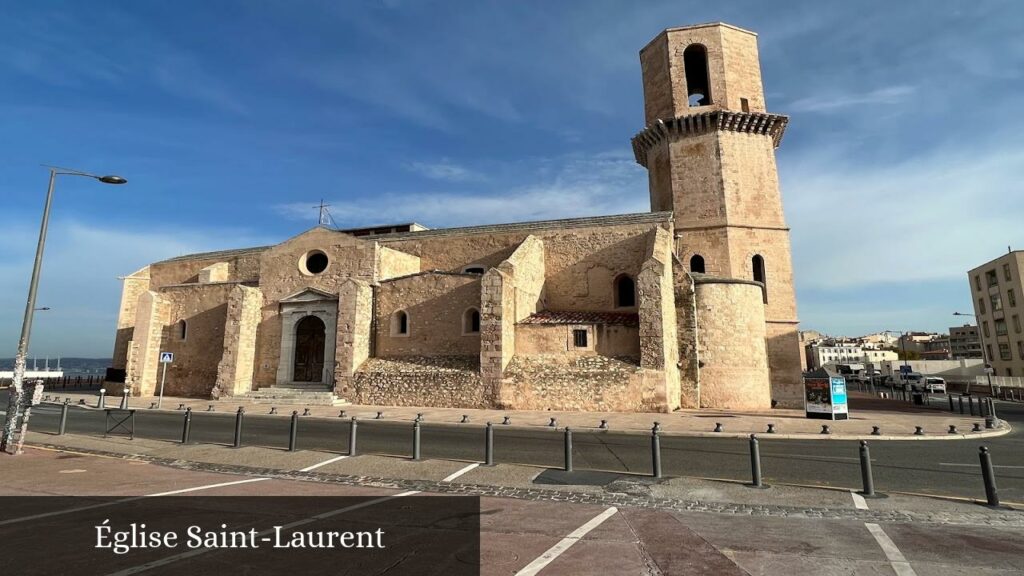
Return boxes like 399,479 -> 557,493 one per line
153,283 -> 236,397
375,273 -> 481,357
354,357 -> 485,408
112,266 -> 150,370
213,284 -> 263,398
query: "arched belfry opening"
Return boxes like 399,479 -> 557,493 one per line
690,254 -> 706,274
293,315 -> 326,382
752,254 -> 767,303
683,44 -> 712,106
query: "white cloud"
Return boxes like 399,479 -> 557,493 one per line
0,220 -> 274,357
788,85 -> 916,113
783,135 -> 1024,290
404,160 -> 483,182
277,151 -> 648,228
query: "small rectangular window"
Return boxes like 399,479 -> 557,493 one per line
987,344 -> 993,360
987,270 -> 999,287
1004,263 -> 1012,281
983,321 -> 990,338
996,319 -> 1008,336
992,293 -> 1003,311
999,343 -> 1011,361
573,329 -> 588,348
975,275 -> 982,291
979,298 -> 986,315
1014,315 -> 1021,334
1009,289 -> 1017,308
740,97 -> 750,112
1018,341 -> 1024,360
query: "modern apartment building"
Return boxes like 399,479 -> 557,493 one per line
949,324 -> 983,359
968,251 -> 1024,376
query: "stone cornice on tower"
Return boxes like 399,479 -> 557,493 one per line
631,111 -> 789,167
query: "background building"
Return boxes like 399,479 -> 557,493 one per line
968,250 -> 1024,377
949,325 -> 982,359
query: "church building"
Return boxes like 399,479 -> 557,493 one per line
110,22 -> 802,412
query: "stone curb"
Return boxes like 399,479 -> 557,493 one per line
49,400 -> 1012,441
25,440 -> 1024,527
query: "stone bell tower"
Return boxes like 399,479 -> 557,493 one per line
631,22 -> 802,405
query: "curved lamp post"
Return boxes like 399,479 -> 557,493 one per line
0,166 -> 126,454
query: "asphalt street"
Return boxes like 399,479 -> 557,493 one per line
15,396 -> 1024,502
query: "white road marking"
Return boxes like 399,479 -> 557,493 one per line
0,477 -> 270,526
865,523 -> 917,576
298,454 -> 349,472
939,462 -> 1024,469
850,491 -> 869,510
108,490 -> 421,575
515,507 -> 618,576
441,463 -> 479,482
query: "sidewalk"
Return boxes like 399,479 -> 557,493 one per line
41,389 -> 1009,440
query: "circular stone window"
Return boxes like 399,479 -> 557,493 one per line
300,250 -> 329,275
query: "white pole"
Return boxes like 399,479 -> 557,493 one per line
158,361 -> 168,409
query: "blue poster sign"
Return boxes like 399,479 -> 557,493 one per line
830,377 -> 848,416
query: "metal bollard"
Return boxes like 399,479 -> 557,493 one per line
149,402 -> 157,409
821,425 -> 831,435
181,407 -> 192,444
412,420 -> 421,461
979,446 -> 1000,507
97,388 -> 106,409
502,416 -> 511,425
375,411 -> 383,419
973,422 -> 982,432
339,410 -> 346,418
651,425 -> 662,478
749,434 -> 765,488
270,407 -> 278,415
563,427 -> 573,472
415,413 -> 423,422
549,417 -> 557,427
859,440 -> 875,497
914,426 -> 924,435
79,399 -> 86,405
58,400 -> 69,435
120,388 -> 129,410
177,403 -> 185,411
288,411 -> 299,452
348,417 -> 358,456
713,422 -> 723,432
460,415 -> 469,423
766,423 -> 776,434
303,408 -> 311,416
949,425 -> 958,434
207,404 -> 215,412
599,419 -> 608,429
233,407 -> 244,448
484,422 -> 495,466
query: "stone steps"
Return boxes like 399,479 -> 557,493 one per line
240,385 -> 349,406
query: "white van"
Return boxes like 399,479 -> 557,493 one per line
925,377 -> 947,393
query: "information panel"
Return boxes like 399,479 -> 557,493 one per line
804,376 -> 850,420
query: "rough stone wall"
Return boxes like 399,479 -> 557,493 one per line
148,251 -> 262,288
480,268 -> 514,406
640,32 -> 673,126
637,227 -> 681,411
213,284 -> 263,398
718,131 -> 786,229
353,356 -> 484,408
375,245 -> 420,281
199,262 -> 229,284
125,290 -> 170,397
497,235 -> 545,322
766,321 -> 803,407
694,278 -> 771,410
673,260 -> 700,408
515,324 -> 640,358
152,283 -> 236,397
111,266 -> 150,370
502,356 -> 646,411
375,273 -> 481,357
334,279 -> 373,397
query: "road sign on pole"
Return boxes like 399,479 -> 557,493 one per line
157,352 -> 173,409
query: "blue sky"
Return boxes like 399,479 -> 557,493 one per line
2,1 -> 1023,357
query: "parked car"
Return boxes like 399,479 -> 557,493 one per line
925,377 -> 947,394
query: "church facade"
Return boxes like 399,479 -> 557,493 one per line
111,22 -> 803,412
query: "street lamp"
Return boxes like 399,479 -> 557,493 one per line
954,311 -> 991,394
0,166 -> 127,454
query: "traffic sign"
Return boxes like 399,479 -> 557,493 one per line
899,365 -> 912,374
160,352 -> 174,363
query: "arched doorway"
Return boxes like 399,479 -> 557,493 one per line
293,315 -> 326,382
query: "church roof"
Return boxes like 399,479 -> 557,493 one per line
373,211 -> 672,241
154,245 -> 270,265
519,310 -> 640,327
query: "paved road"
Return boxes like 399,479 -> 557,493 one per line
16,397 -> 1024,502
4,448 -> 1024,575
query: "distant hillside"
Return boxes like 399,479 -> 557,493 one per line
0,357 -> 111,375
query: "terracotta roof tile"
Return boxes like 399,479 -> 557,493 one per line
519,310 -> 639,327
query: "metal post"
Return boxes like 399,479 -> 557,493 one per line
563,427 -> 573,472
98,388 -> 106,409
157,361 -> 168,409
288,411 -> 298,452
948,394 -> 955,412
958,396 -> 964,414
968,396 -> 976,416
651,425 -> 662,478
348,417 -> 358,456
412,420 -> 421,461
749,434 -> 764,488
484,422 -> 494,466
0,170 -> 56,453
979,446 -> 999,507
58,400 -> 69,435
233,406 -> 244,448
181,407 -> 192,444
119,387 -> 129,410
859,440 -> 875,496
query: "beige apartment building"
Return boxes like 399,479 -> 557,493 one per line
968,251 -> 1024,377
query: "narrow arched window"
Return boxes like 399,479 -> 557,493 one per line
689,254 -> 705,274
683,44 -> 712,106
463,308 -> 480,334
752,254 -> 767,303
391,310 -> 409,336
462,266 -> 485,274
176,320 -> 187,341
615,275 -> 636,308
